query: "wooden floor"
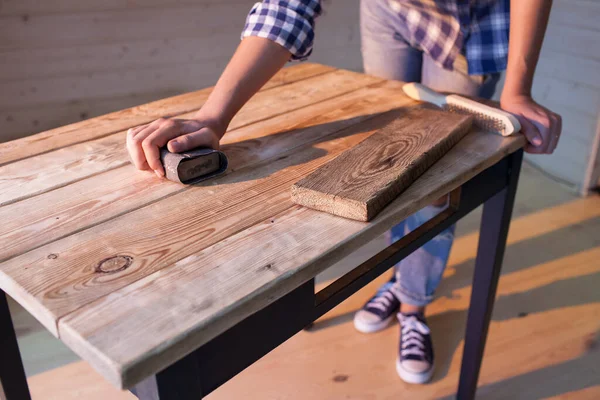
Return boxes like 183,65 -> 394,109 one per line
11,162 -> 600,399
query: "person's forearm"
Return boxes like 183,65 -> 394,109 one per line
195,37 -> 291,135
502,0 -> 552,99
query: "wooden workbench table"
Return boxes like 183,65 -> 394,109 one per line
0,63 -> 526,399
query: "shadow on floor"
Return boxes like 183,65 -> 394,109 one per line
308,211 -> 600,398
429,270 -> 600,382
436,349 -> 600,400
311,215 -> 600,331
436,216 -> 600,299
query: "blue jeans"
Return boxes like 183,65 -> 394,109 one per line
360,0 -> 501,306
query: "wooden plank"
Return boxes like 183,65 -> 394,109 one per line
550,0 -> 600,31
0,63 -> 334,165
0,112 -> 385,338
0,36 -> 239,83
22,179 -> 600,398
0,88 -> 210,155
0,80 -> 408,262
0,91 -> 180,143
542,25 -> 600,61
0,85 -> 402,336
4,51 -> 337,111
0,133 -> 131,207
0,5 -> 248,50
292,108 -> 472,221
58,131 -> 526,389
0,60 -> 226,110
536,53 -> 600,89
0,1 -> 358,82
532,78 -> 600,118
0,69 -> 376,207
0,0 -> 252,16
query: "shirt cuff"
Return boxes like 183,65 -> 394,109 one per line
241,0 -> 321,61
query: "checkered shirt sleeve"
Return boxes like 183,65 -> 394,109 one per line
241,0 -> 322,61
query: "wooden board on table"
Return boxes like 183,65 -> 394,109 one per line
59,131 -> 526,389
0,81 -> 407,262
0,63 -> 527,390
292,107 -> 472,221
0,66 -> 386,335
0,68 -> 366,208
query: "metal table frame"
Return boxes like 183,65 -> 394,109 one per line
1,149 -> 523,400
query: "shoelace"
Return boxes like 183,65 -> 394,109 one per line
366,283 -> 396,312
400,315 -> 430,358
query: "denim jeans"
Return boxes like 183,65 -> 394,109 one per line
360,0 -> 501,306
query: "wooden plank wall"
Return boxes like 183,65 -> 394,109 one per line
0,0 -> 362,143
1,0 -> 597,193
525,0 -> 600,194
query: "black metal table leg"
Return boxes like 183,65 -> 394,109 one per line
131,353 -> 203,400
457,150 -> 523,400
130,279 -> 316,399
126,153 -> 522,399
0,291 -> 31,400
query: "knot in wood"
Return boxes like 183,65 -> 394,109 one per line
95,255 -> 133,274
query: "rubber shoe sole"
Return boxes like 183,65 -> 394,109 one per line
396,358 -> 434,384
353,313 -> 395,333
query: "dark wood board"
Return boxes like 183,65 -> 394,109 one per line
291,107 -> 473,221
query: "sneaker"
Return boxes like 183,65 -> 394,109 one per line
396,312 -> 434,384
353,278 -> 400,333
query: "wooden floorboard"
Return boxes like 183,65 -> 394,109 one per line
19,163 -> 600,399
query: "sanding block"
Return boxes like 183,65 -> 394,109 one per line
160,147 -> 228,184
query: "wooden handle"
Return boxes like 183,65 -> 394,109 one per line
402,83 -> 447,107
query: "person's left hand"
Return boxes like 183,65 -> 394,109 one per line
500,94 -> 562,154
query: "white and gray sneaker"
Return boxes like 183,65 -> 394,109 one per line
353,278 -> 401,333
396,312 -> 434,384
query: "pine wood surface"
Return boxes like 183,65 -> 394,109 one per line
0,64 -> 526,389
292,108 -> 472,221
0,63 -> 333,166
24,185 -> 600,399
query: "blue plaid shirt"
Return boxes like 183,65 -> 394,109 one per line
242,0 -> 510,75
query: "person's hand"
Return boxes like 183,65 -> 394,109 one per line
500,94 -> 562,154
126,116 -> 225,177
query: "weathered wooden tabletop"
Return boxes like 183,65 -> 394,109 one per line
0,63 -> 526,390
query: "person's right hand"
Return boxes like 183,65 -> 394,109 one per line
126,117 -> 225,178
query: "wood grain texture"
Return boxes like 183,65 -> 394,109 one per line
0,64 -> 527,390
59,131 -> 525,389
292,108 -> 472,221
0,82 -> 404,337
0,80 -> 406,262
0,0 -> 252,16
22,178 -> 600,399
0,5 -> 247,51
0,0 -> 361,142
0,63 -> 333,166
0,68 -> 370,207
0,91 -> 180,145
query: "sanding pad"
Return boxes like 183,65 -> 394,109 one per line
160,147 -> 228,184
